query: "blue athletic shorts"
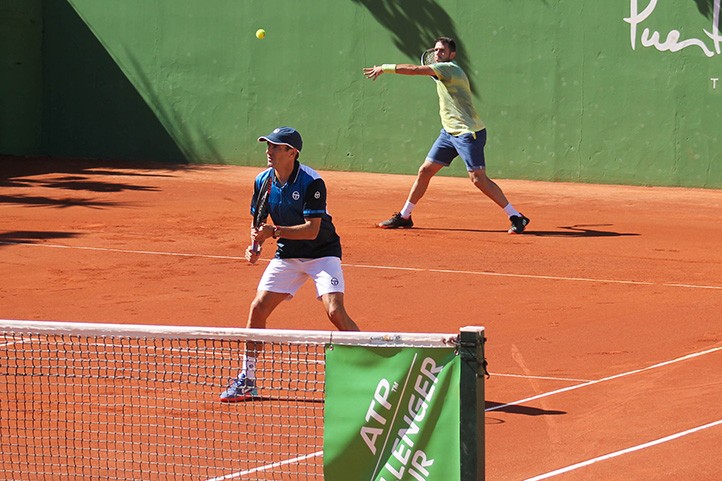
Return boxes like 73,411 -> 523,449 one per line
426,128 -> 487,171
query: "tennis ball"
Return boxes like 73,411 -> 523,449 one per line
256,29 -> 266,40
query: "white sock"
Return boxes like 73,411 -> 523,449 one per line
503,203 -> 520,218
400,201 -> 415,218
241,356 -> 257,380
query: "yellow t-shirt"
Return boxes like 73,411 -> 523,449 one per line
430,61 -> 485,136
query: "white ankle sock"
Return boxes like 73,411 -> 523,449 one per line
241,356 -> 257,380
503,203 -> 520,218
400,201 -> 415,218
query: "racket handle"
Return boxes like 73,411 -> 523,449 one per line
251,241 -> 261,254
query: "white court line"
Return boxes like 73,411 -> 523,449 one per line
486,344 -> 722,413
206,346 -> 722,480
491,372 -> 592,383
0,241 -> 244,260
352,263 -> 657,286
523,419 -> 722,481
205,451 -> 322,481
3,241 -> 721,290
492,345 -> 722,479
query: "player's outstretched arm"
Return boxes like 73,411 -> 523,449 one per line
363,64 -> 436,80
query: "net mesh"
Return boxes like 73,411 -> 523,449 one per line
0,320 -> 456,481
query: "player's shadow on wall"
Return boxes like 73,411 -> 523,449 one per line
694,0 -> 720,18
42,0 -> 187,164
352,0 -> 477,94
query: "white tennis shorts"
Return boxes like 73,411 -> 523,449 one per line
258,257 -> 346,299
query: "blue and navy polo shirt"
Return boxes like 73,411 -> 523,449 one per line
250,161 -> 342,259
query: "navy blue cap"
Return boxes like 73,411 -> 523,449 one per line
257,126 -> 303,152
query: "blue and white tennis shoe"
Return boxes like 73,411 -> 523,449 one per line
219,374 -> 258,402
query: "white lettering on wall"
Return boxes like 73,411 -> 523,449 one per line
625,0 -> 722,57
712,77 -> 720,88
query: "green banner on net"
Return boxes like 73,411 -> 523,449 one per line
324,344 -> 460,481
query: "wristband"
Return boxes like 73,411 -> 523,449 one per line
381,64 -> 396,73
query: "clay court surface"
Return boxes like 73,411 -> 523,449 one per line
1,156 -> 721,480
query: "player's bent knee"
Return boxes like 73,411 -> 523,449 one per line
326,307 -> 351,328
326,305 -> 343,321
248,294 -> 279,325
418,161 -> 440,178
470,171 -> 492,190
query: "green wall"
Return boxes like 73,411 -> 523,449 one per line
40,0 -> 186,162
0,0 -> 42,154
1,0 -> 721,187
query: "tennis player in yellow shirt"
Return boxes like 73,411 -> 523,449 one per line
363,36 -> 530,234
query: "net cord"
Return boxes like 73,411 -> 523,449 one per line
0,319 -> 457,347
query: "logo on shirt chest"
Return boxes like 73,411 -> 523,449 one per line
292,191 -> 300,201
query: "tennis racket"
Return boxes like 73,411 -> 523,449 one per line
251,173 -> 272,253
420,48 -> 438,81
420,48 -> 435,66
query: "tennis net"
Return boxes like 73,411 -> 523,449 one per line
0,319 -> 485,481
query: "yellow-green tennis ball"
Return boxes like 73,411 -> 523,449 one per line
256,29 -> 266,39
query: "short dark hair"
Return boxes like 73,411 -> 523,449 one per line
435,36 -> 456,52
280,144 -> 300,161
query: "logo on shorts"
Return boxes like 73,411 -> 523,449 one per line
331,277 -> 339,286
314,190 -> 321,199
292,191 -> 300,200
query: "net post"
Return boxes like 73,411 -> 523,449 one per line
458,326 -> 486,481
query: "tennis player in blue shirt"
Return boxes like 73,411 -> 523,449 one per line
220,126 -> 360,402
